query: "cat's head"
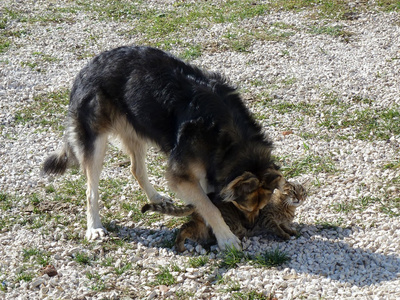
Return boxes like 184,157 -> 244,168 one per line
273,181 -> 307,207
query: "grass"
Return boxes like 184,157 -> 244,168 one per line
332,196 -> 388,214
151,266 -> 176,286
280,154 -> 337,178
86,271 -> 106,291
73,252 -> 92,265
0,193 -> 13,211
319,105 -> 400,141
219,247 -> 290,269
232,290 -> 272,300
271,101 -> 316,116
188,256 -> 209,268
15,271 -> 35,283
180,44 -> 202,60
14,89 -> 69,132
315,218 -> 345,231
331,195 -> 400,217
0,39 -> 10,53
308,25 -> 353,38
219,246 -> 248,269
22,248 -> 51,266
252,248 -> 291,268
380,197 -> 400,217
115,262 -> 132,275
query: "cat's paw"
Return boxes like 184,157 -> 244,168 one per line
276,232 -> 291,240
86,227 -> 108,241
150,193 -> 173,204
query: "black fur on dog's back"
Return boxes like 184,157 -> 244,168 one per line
67,46 -> 273,183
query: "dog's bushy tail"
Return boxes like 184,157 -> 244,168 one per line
141,202 -> 195,216
42,144 -> 76,176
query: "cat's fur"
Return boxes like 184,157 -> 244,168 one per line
142,181 -> 306,252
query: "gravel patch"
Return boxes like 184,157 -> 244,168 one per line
1,1 -> 399,299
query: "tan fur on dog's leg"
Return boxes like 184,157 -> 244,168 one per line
84,134 -> 108,240
117,118 -> 170,203
174,180 -> 241,250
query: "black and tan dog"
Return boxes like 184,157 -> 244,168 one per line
42,46 -> 283,250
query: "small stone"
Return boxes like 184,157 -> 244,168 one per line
30,277 -> 46,289
40,265 -> 58,277
147,291 -> 158,300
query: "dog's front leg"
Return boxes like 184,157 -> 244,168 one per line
173,180 -> 241,251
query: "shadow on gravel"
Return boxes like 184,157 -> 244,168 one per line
287,235 -> 400,287
117,223 -> 400,287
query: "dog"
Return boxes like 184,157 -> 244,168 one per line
42,46 -> 283,250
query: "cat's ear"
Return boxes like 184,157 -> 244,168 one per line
301,179 -> 312,194
221,172 -> 259,203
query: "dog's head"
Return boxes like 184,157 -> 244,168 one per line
220,169 -> 284,223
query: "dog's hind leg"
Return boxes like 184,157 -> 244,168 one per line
83,134 -> 108,240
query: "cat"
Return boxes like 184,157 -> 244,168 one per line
142,181 -> 307,252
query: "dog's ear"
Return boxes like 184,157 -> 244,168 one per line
221,172 -> 259,203
262,171 -> 284,191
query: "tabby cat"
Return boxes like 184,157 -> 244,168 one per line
141,181 -> 306,252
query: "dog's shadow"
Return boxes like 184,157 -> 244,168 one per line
110,222 -> 400,288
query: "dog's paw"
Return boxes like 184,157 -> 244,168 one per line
216,233 -> 242,251
86,227 -> 108,241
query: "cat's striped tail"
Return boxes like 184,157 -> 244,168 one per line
141,202 -> 195,216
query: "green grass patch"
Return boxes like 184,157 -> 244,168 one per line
377,0 -> 400,11
175,290 -> 196,299
232,290 -> 272,300
384,160 -> 400,170
14,89 -> 69,131
251,248 -> 290,268
315,218 -> 345,231
54,175 -> 86,204
0,192 -> 13,211
219,247 -> 290,270
309,25 -> 353,38
151,266 -> 176,286
188,256 -> 209,268
380,197 -> 400,217
281,154 -> 337,178
319,106 -> 400,141
180,44 -> 202,60
15,270 -> 35,282
334,195 -> 400,218
115,262 -> 132,275
73,252 -> 92,265
333,196 -> 382,214
86,271 -> 106,291
100,178 -> 130,205
101,256 -> 114,267
271,101 -> 316,116
22,248 -> 51,266
0,38 -> 11,53
219,246 -> 248,269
